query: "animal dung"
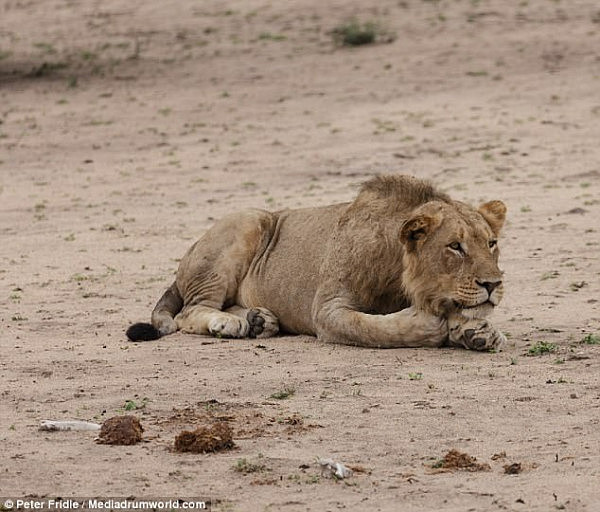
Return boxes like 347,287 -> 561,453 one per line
174,422 -> 235,453
96,415 -> 143,445
432,449 -> 491,472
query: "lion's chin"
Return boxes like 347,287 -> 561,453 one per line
422,298 -> 497,319
456,301 -> 495,319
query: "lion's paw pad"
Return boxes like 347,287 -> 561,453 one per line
246,308 -> 279,339
449,318 -> 505,351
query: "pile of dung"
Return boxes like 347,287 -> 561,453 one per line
433,449 -> 491,472
97,415 -> 143,445
174,422 -> 235,453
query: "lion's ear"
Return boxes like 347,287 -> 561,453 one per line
400,213 -> 442,251
478,200 -> 507,236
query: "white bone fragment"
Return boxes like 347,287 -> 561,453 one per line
317,457 -> 353,479
39,420 -> 101,432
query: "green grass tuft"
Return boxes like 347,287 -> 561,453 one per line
269,386 -> 295,400
332,19 -> 394,46
581,333 -> 600,345
527,341 -> 557,356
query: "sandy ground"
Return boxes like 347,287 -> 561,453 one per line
2,0 -> 600,510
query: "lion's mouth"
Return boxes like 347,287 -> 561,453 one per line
454,300 -> 495,310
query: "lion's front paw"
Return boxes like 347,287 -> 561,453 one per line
448,315 -> 505,351
208,315 -> 249,338
246,308 -> 279,339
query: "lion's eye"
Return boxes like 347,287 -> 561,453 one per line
489,240 -> 497,249
448,241 -> 463,253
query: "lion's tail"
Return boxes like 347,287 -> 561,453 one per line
125,322 -> 162,341
126,281 -> 183,342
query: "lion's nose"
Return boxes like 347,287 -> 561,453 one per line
477,279 -> 502,295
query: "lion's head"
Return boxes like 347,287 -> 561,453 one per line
399,198 -> 506,319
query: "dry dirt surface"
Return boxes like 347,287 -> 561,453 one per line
2,1 -> 600,511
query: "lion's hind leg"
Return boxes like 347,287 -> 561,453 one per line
172,209 -> 278,340
175,305 -> 279,339
225,306 -> 279,339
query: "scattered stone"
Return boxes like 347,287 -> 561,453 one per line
570,281 -> 588,291
567,353 -> 590,361
347,464 -> 370,475
283,413 -> 304,426
504,462 -> 523,474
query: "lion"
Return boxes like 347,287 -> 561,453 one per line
126,174 -> 507,350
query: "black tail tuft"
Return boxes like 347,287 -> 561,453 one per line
126,322 -> 161,342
